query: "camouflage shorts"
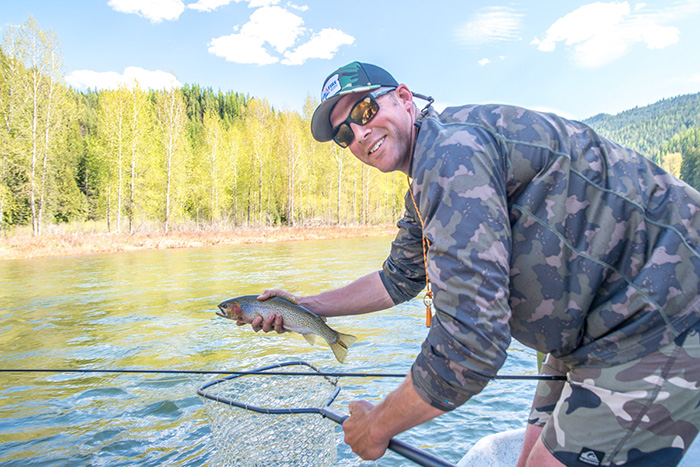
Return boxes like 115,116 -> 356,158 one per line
528,321 -> 700,466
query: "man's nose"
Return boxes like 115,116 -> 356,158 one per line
350,121 -> 370,143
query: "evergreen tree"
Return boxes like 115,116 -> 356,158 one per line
681,147 -> 700,192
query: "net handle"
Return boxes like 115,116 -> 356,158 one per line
319,408 -> 457,467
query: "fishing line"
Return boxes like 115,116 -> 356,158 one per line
0,365 -> 566,381
1,361 -> 563,466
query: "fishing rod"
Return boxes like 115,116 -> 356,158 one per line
0,367 -> 566,381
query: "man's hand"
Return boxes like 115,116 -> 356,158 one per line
240,289 -> 298,333
341,373 -> 445,461
342,400 -> 391,460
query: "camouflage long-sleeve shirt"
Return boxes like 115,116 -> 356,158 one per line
379,104 -> 700,412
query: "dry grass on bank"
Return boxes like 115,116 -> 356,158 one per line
0,225 -> 398,260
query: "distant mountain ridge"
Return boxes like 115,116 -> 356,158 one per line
582,92 -> 700,161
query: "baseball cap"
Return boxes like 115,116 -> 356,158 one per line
310,61 -> 398,143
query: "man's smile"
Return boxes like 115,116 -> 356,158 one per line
369,136 -> 386,156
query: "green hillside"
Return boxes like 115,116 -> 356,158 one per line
583,92 -> 700,163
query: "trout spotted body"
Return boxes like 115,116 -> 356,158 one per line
217,295 -> 357,363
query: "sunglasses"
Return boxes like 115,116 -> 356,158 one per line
332,87 -> 396,148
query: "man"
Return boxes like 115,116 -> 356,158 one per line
252,62 -> 700,466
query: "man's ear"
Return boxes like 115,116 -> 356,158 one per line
395,84 -> 414,110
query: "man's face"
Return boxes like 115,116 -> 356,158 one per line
329,85 -> 415,174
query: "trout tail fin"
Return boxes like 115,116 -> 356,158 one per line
329,332 -> 357,364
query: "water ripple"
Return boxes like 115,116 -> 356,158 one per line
0,237 -> 537,466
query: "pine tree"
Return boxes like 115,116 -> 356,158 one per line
681,147 -> 700,192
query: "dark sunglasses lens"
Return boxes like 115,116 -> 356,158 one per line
350,98 -> 378,125
334,124 -> 353,148
333,95 -> 381,148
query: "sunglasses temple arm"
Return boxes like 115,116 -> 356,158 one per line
411,92 -> 434,119
411,92 -> 433,103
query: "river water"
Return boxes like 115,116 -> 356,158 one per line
0,236 -> 538,466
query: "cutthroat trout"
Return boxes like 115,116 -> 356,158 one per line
217,295 -> 357,364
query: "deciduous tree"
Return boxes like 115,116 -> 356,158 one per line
155,87 -> 188,233
11,16 -> 71,235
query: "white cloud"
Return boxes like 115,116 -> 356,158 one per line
532,1 -> 695,68
282,28 -> 354,65
208,5 -> 304,64
208,32 -> 278,65
208,5 -> 353,65
66,67 -> 181,91
455,6 -> 524,46
286,2 -> 308,12
108,0 -> 186,23
187,0 -> 240,12
248,0 -> 280,7
247,6 -> 304,52
478,58 -> 491,66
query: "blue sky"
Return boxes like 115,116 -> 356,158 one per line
2,0 -> 700,120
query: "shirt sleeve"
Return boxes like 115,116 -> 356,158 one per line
410,121 -> 513,411
379,191 -> 428,304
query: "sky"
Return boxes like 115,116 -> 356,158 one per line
2,0 -> 700,121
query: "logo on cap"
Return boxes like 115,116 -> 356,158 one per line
321,74 -> 341,102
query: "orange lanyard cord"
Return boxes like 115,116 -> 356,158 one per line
407,175 -> 433,327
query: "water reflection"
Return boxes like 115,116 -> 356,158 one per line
0,236 -> 537,466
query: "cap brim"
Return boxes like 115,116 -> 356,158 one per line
310,85 -> 381,142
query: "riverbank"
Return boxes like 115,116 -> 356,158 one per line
0,225 -> 397,260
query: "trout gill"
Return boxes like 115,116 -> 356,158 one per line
217,295 -> 357,364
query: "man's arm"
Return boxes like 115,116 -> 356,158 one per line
252,271 -> 395,332
298,270 -> 395,316
251,189 -> 426,333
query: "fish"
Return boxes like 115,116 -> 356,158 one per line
217,295 -> 358,364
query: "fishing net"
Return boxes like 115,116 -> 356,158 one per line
198,362 -> 340,467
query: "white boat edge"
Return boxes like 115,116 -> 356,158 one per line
457,427 -> 700,466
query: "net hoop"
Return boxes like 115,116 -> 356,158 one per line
198,360 -> 341,413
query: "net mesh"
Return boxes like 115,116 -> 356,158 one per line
199,366 -> 339,467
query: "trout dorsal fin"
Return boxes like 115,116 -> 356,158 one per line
278,295 -> 326,322
279,295 -> 325,320
279,295 -> 298,305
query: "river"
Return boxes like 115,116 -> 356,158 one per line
0,236 -> 538,466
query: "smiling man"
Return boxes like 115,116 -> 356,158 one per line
254,61 -> 700,467
312,62 -> 418,174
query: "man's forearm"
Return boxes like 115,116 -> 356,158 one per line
372,372 -> 445,438
298,271 -> 395,317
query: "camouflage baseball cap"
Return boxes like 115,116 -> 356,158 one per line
310,61 -> 398,142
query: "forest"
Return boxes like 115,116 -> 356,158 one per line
2,16 -> 700,237
584,94 -> 700,190
583,92 -> 700,159
0,17 -> 407,236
